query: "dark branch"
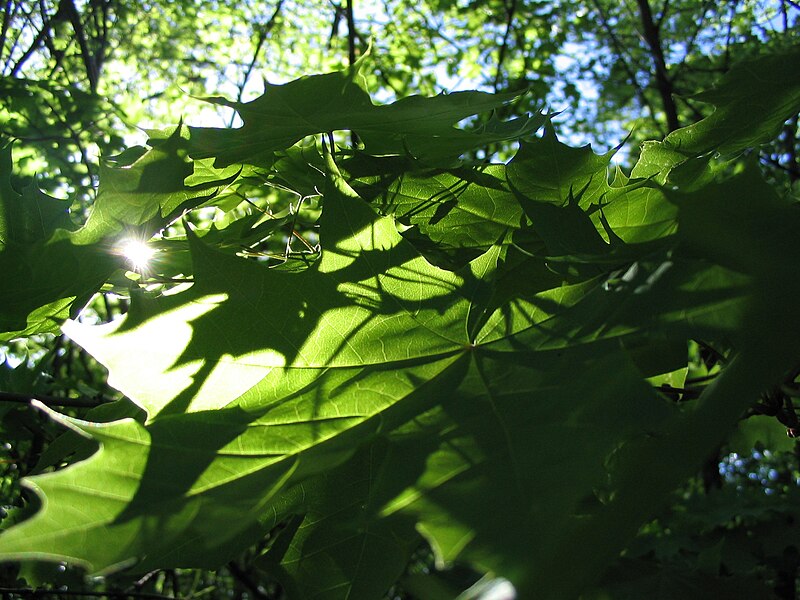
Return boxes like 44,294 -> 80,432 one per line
635,0 -> 680,132
0,588 -> 173,600
493,0 -> 518,91
62,0 -> 98,91
344,0 -> 357,66
9,1 -> 65,76
227,562 -> 271,600
229,0 -> 284,126
0,390 -> 112,408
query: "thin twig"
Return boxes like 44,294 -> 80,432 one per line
9,1 -> 62,76
670,0 -> 714,81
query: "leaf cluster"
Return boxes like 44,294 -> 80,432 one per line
0,47 -> 799,599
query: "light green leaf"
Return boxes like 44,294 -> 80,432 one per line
354,164 -> 526,251
0,143 -> 72,246
72,128 -> 234,245
64,153 -> 471,418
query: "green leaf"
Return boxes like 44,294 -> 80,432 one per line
507,126 -> 613,206
63,154 -> 471,418
0,128 -> 238,338
728,416 -> 798,455
263,440 -> 421,600
0,238 -> 117,337
633,47 -> 800,179
72,127 -> 233,245
380,349 -> 676,592
588,558 -> 777,600
0,143 -> 72,246
0,355 -> 460,573
4,56 -> 800,599
354,164 -> 526,251
188,63 -> 544,168
0,151 -> 475,571
594,179 -> 677,244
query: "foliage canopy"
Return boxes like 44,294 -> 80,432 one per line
1,1 -> 800,599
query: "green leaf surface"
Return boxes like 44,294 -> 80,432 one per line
0,239 -> 117,336
355,164 -> 526,251
264,441 -> 421,600
0,143 -> 72,246
72,128 -> 233,245
188,63 -> 544,168
633,47 -> 800,179
63,156 -> 471,417
507,126 -> 612,206
0,354 -> 460,573
380,349 -> 675,587
3,54 -> 800,599
0,128 -> 240,338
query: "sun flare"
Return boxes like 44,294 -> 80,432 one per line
118,239 -> 156,271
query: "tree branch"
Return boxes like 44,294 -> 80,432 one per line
344,0 -> 357,66
61,0 -> 98,91
590,0 -> 664,136
635,0 -> 680,132
0,390 -> 112,408
9,0 -> 65,77
229,0 -> 284,126
493,0 -> 518,91
227,562 -> 271,600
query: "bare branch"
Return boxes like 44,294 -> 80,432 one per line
9,1 -> 64,77
229,0 -> 284,127
590,0 -> 664,136
493,0 -> 518,91
635,0 -> 680,131
61,0 -> 98,91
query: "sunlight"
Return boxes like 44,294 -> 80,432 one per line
118,239 -> 156,271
